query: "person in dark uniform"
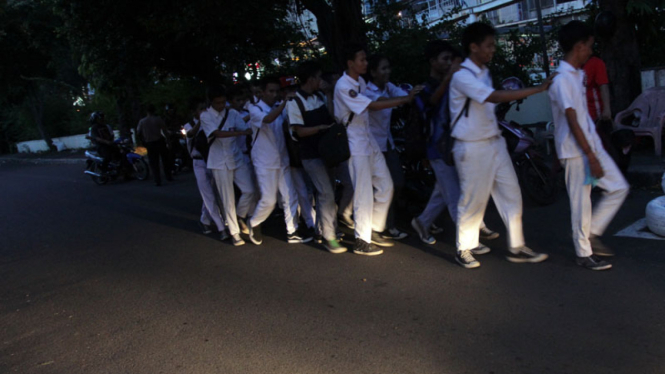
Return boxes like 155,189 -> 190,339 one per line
137,104 -> 172,186
88,111 -> 119,173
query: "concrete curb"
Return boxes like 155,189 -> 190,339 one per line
0,158 -> 86,165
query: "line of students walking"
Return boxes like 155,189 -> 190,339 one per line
183,21 -> 628,271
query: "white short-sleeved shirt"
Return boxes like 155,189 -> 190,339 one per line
286,91 -> 327,125
183,119 -> 202,159
334,72 -> 378,156
234,108 -> 251,155
365,81 -> 407,152
549,60 -> 604,159
249,100 -> 289,170
201,107 -> 247,170
449,58 -> 499,141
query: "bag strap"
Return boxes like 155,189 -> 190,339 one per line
449,66 -> 478,132
345,113 -> 355,128
450,98 -> 470,132
293,96 -> 307,120
251,104 -> 264,147
207,109 -> 230,145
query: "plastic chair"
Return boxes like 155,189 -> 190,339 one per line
614,87 -> 665,156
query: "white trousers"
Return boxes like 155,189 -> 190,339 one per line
193,159 -> 225,231
348,150 -> 394,242
302,158 -> 338,241
211,163 -> 257,236
336,160 -> 354,220
561,148 -> 629,257
418,158 -> 488,231
250,166 -> 299,234
291,167 -> 316,229
454,136 -> 524,252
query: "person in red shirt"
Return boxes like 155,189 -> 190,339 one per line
583,56 -> 612,122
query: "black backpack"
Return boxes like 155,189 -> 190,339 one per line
194,109 -> 229,162
403,85 -> 433,162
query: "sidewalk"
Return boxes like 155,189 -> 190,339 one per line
0,150 -> 87,165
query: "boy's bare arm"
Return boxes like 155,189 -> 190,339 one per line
565,108 -> 604,178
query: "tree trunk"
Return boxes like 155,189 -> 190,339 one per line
116,84 -> 142,139
299,0 -> 366,70
598,0 -> 642,115
28,86 -> 55,151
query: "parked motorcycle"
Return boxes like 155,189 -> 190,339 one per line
496,77 -> 559,206
84,138 -> 149,185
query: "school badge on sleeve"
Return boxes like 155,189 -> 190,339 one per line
349,89 -> 358,98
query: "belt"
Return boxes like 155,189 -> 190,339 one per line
193,156 -> 204,160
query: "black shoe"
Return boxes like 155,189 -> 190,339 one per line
506,246 -> 548,263
576,255 -> 612,270
314,233 -> 324,244
380,228 -> 408,240
220,230 -> 230,241
371,231 -> 394,247
249,224 -> 263,245
590,236 -> 615,257
456,250 -> 480,269
479,227 -> 500,240
338,215 -> 355,229
287,228 -> 313,244
237,217 -> 249,235
411,218 -> 436,245
199,222 -> 213,235
231,233 -> 245,246
471,244 -> 491,255
353,239 -> 383,256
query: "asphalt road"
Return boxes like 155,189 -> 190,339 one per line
1,163 -> 664,374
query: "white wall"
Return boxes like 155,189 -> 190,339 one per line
504,90 -> 553,124
16,131 -> 122,153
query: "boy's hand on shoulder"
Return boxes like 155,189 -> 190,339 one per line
450,59 -> 462,74
409,85 -> 425,100
540,72 -> 558,91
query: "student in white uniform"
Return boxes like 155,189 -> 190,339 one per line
450,23 -> 553,268
549,21 -> 629,270
228,85 -> 251,162
286,60 -> 347,254
202,86 -> 257,247
281,79 -> 317,235
334,43 -> 422,256
409,41 -> 499,250
364,54 -> 410,241
184,99 -> 228,240
247,77 -> 313,245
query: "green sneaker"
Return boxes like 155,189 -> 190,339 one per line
324,239 -> 347,254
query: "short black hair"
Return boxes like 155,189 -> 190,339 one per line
462,22 -> 496,55
424,40 -> 457,63
188,97 -> 206,111
558,20 -> 594,53
227,85 -> 245,100
146,103 -> 156,114
207,86 -> 227,102
367,54 -> 388,73
297,60 -> 323,85
260,76 -> 281,90
343,42 -> 367,63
